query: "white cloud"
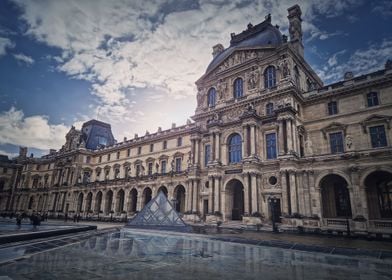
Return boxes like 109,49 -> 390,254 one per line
0,107 -> 70,150
10,0 -> 365,141
372,1 -> 392,18
13,53 -> 35,65
0,37 -> 14,56
317,39 -> 392,83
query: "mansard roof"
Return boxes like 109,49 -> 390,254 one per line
205,15 -> 283,74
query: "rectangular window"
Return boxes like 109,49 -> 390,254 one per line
266,133 -> 277,159
98,156 -> 102,163
177,137 -> 182,147
163,140 -> 167,150
204,144 -> 211,166
86,156 -> 91,163
328,101 -> 338,115
107,154 -> 111,161
161,160 -> 167,174
370,125 -> 387,148
148,162 -> 153,176
329,132 -> 344,154
127,148 -> 131,157
48,164 -> 51,170
116,151 -> 120,159
138,147 -> 142,155
3,168 -> 7,174
367,92 -> 379,107
150,144 -> 154,152
175,158 -> 182,172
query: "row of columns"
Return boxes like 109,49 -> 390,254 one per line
242,124 -> 257,157
278,117 -> 298,155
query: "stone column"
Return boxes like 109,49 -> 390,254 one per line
292,121 -> 298,155
192,180 -> 198,212
242,126 -> 248,157
212,134 -> 216,161
136,190 -> 143,211
186,180 -> 193,212
287,119 -> 293,154
280,171 -> 289,214
289,171 -> 298,213
243,173 -> 250,215
250,125 -> 256,156
220,188 -> 226,220
302,171 -> 311,217
208,176 -> 213,213
250,173 -> 258,213
215,133 -> 220,162
297,172 -> 306,215
195,139 -> 200,165
278,122 -> 285,156
214,177 -> 220,213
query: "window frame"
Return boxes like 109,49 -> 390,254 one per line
264,66 -> 276,89
327,101 -> 338,115
266,102 -> 274,116
367,92 -> 379,107
266,132 -> 277,160
228,133 -> 242,164
329,131 -> 344,154
233,78 -> 243,99
369,125 -> 388,148
207,88 -> 216,108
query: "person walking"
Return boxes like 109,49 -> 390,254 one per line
16,214 -> 22,229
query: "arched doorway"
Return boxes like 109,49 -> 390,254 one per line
320,174 -> 352,218
225,179 -> 244,220
157,186 -> 168,197
365,171 -> 392,219
142,188 -> 152,207
86,192 -> 93,213
105,190 -> 113,215
128,189 -> 137,213
116,189 -> 125,214
174,185 -> 186,213
77,193 -> 84,214
95,191 -> 102,213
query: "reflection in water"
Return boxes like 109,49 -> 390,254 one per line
0,229 -> 391,280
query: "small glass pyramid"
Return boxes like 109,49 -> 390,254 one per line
127,191 -> 190,231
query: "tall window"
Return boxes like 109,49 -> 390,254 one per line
163,140 -> 167,150
138,147 -> 142,155
264,66 -> 276,89
107,154 -> 111,161
175,158 -> 182,172
228,134 -> 242,163
99,156 -> 102,163
116,151 -> 120,159
266,133 -> 277,159
127,148 -> 131,157
370,125 -> 387,148
294,66 -> 300,88
367,92 -> 379,107
205,144 -> 211,166
161,160 -> 167,174
114,168 -> 120,179
177,137 -> 182,147
328,101 -> 338,115
148,162 -> 153,176
208,88 -> 216,107
329,132 -> 344,154
266,103 -> 274,115
150,144 -> 154,152
233,78 -> 243,99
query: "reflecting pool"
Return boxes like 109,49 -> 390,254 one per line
0,229 -> 391,280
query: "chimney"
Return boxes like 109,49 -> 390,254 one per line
287,5 -> 303,57
172,123 -> 176,129
212,44 -> 224,58
19,147 -> 27,158
49,149 -> 56,155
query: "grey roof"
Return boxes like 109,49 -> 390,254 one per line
205,21 -> 283,74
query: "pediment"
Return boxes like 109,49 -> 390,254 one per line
146,157 -> 155,163
134,159 -> 142,165
159,154 -> 169,160
321,122 -> 347,139
361,114 -> 391,133
173,151 -> 184,158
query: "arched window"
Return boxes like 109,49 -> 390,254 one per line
207,88 -> 216,107
266,103 -> 274,115
294,65 -> 300,88
264,66 -> 276,89
233,78 -> 243,99
228,134 -> 242,163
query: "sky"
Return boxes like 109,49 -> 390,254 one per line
0,0 -> 391,158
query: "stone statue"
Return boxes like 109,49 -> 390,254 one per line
217,79 -> 227,99
281,59 -> 290,78
197,90 -> 205,107
155,162 -> 159,173
345,135 -> 354,151
247,71 -> 258,89
171,159 -> 175,171
305,139 -> 313,155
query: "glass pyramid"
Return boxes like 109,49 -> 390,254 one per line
127,191 -> 190,232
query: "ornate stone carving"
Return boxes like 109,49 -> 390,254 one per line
217,79 -> 227,100
278,59 -> 291,79
305,139 -> 313,156
247,68 -> 260,90
217,50 -> 257,72
345,135 -> 354,151
197,89 -> 206,107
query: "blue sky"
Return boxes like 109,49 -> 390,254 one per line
0,0 -> 391,158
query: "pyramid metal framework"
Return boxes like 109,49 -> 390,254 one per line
127,191 -> 189,231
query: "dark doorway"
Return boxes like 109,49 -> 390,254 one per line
226,179 -> 244,220
269,198 -> 281,223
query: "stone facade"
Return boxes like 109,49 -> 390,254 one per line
1,5 -> 392,235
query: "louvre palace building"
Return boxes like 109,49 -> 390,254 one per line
1,5 -> 392,236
